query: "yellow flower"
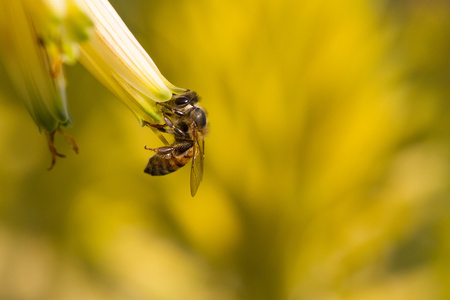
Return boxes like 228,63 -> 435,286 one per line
0,0 -> 92,168
76,0 -> 185,125
0,0 -> 184,167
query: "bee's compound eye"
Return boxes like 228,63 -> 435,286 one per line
174,96 -> 190,107
191,107 -> 207,128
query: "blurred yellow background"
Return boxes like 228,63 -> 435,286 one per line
0,0 -> 449,299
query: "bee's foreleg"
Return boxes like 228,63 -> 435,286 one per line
143,120 -> 166,129
143,120 -> 173,135
143,112 -> 186,137
157,103 -> 185,116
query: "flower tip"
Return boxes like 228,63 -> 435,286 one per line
154,89 -> 173,102
170,87 -> 188,94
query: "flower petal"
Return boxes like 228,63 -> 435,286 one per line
76,0 -> 185,123
0,0 -> 72,132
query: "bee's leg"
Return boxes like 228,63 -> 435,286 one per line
143,120 -> 171,134
144,142 -> 191,154
157,103 -> 185,116
145,112 -> 179,135
144,145 -> 159,151
144,122 -> 164,129
143,113 -> 185,137
143,120 -> 166,129
144,145 -> 174,154
160,111 -> 187,138
173,141 -> 194,155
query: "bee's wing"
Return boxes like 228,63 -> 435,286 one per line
190,125 -> 204,197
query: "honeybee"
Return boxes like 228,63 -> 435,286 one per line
144,91 -> 208,196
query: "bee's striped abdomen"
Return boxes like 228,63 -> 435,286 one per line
144,142 -> 194,176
